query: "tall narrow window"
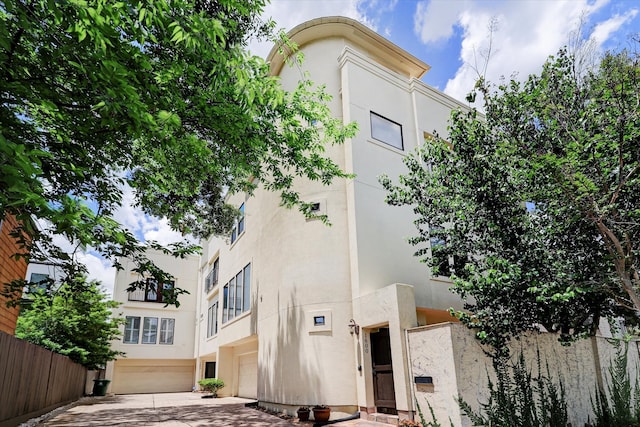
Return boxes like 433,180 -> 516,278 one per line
124,316 -> 140,344
235,271 -> 243,317
207,295 -> 219,337
159,318 -> 175,344
370,112 -> 403,150
222,284 -> 229,323
142,317 -> 158,344
243,264 -> 251,312
231,203 -> 245,243
228,277 -> 236,321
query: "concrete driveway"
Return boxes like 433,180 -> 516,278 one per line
37,393 -> 294,427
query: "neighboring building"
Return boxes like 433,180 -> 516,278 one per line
106,16 -> 468,422
0,214 -> 29,335
194,16 -> 467,421
106,250 -> 199,394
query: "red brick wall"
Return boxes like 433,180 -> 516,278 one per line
0,214 -> 28,335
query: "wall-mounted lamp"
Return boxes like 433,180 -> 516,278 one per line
348,319 -> 360,336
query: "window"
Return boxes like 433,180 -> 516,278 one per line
124,316 -> 141,344
159,318 -> 175,345
430,226 -> 467,277
222,263 -> 251,324
429,227 -> 450,276
207,295 -> 219,337
231,203 -> 245,244
143,278 -> 175,303
142,317 -> 158,344
371,112 -> 403,150
205,258 -> 219,294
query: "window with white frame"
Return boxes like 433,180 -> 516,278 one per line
370,111 -> 403,150
123,316 -> 140,343
222,263 -> 251,324
207,295 -> 219,337
231,203 -> 245,244
142,317 -> 158,344
205,258 -> 219,294
159,318 -> 175,344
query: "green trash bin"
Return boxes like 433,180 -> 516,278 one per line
92,379 -> 111,396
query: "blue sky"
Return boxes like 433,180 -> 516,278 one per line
256,0 -> 640,103
89,0 -> 640,294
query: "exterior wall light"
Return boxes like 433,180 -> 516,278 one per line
348,319 -> 360,336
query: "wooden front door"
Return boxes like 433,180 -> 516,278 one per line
370,328 -> 397,414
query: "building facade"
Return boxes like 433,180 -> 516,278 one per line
106,16 -> 467,422
193,17 -> 467,420
106,250 -> 199,394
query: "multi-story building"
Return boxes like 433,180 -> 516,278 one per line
106,250 -> 199,394
107,16 -> 467,422
193,16 -> 467,420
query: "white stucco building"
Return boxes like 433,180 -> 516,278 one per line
193,16 -> 466,421
107,16 -> 467,422
106,250 -> 199,394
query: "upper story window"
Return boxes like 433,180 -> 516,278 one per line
222,263 -> 251,324
231,203 -> 245,244
429,226 -> 467,278
128,278 -> 175,303
207,294 -> 219,338
371,111 -> 403,150
204,258 -> 219,294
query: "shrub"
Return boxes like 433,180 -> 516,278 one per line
198,378 -> 225,397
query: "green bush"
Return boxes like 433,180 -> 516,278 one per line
198,378 -> 225,397
591,340 -> 640,427
458,352 -> 568,427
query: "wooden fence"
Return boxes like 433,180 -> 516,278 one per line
0,331 -> 87,427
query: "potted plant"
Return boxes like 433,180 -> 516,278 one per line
313,405 -> 331,422
197,378 -> 225,398
297,406 -> 310,421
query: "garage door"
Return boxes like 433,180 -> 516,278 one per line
237,352 -> 258,399
112,359 -> 195,394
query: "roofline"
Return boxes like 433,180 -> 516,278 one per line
266,16 -> 431,79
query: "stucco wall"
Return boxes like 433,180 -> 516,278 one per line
408,322 -> 640,427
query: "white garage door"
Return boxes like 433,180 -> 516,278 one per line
112,360 -> 194,394
237,352 -> 258,399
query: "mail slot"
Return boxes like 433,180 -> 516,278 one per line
414,376 -> 433,384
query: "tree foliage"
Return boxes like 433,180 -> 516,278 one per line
15,278 -> 123,369
0,0 -> 356,302
381,45 -> 640,352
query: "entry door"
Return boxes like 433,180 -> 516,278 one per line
370,328 -> 397,414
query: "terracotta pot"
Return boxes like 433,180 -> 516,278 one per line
313,407 -> 331,422
297,409 -> 310,421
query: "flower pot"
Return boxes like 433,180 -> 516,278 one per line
297,408 -> 310,421
313,407 -> 331,422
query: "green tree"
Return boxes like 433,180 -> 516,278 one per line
15,278 -> 124,369
0,0 -> 356,302
381,46 -> 640,352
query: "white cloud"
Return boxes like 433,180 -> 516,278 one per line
412,0 -> 636,104
414,0 -> 470,44
77,252 -> 116,297
251,0 -> 374,59
590,9 -> 639,47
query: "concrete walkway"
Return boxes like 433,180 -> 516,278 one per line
37,393 -> 292,426
31,393 -> 394,427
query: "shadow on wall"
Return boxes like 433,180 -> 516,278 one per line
259,285 -> 322,408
